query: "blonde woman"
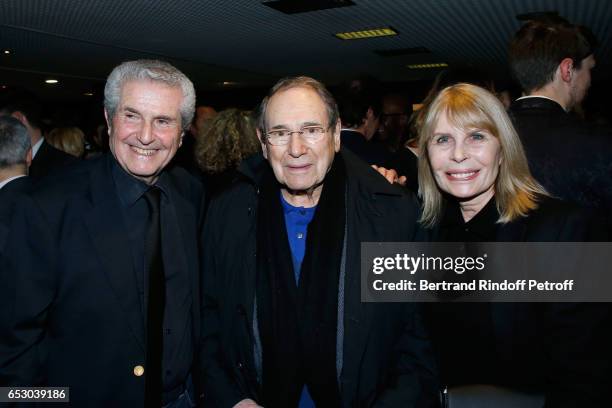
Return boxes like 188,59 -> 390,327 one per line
47,126 -> 85,158
418,83 -> 608,406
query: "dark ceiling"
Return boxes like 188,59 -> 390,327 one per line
1,0 -> 611,102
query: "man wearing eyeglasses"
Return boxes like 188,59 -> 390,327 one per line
200,76 -> 438,408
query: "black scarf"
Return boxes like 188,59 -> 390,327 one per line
256,154 -> 346,408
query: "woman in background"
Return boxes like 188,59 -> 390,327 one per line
194,108 -> 260,195
417,83 -> 609,406
46,126 -> 85,158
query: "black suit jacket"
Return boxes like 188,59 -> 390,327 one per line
340,130 -> 394,167
423,198 -> 610,407
0,155 -> 205,407
0,177 -> 31,257
509,97 -> 612,231
201,150 -> 438,408
29,139 -> 77,179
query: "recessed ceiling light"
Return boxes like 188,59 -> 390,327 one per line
335,27 -> 398,40
45,79 -> 59,84
222,81 -> 237,86
3,50 -> 10,55
407,63 -> 448,69
83,92 -> 94,96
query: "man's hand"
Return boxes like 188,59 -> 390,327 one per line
371,165 -> 407,186
233,398 -> 263,408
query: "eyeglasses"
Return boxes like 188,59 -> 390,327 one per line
265,125 -> 328,146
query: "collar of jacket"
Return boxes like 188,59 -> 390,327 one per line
236,148 -> 403,198
510,96 -> 567,114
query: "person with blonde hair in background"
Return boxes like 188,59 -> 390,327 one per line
47,126 -> 86,158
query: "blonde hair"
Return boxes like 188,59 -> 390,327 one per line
195,109 -> 260,174
47,126 -> 85,158
418,83 -> 547,227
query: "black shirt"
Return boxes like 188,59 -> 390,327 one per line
111,157 -> 194,397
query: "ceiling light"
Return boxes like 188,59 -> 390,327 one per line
335,27 -> 398,40
84,92 -> 94,96
407,63 -> 448,69
45,79 -> 59,84
222,81 -> 237,86
3,50 -> 10,55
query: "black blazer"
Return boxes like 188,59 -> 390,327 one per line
509,97 -> 612,232
423,197 -> 610,407
340,130 -> 394,167
29,139 -> 77,179
201,150 -> 439,408
0,177 -> 32,258
0,155 -> 205,407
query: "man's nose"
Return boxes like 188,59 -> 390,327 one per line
138,121 -> 154,144
287,131 -> 307,157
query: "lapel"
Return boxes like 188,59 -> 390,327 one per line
83,155 -> 145,351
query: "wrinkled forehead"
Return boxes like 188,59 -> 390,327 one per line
266,86 -> 328,127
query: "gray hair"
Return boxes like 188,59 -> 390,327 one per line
104,59 -> 196,130
0,115 -> 31,168
257,76 -> 339,134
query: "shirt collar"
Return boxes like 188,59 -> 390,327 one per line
279,191 -> 317,214
0,174 -> 27,190
32,138 -> 44,158
516,95 -> 565,110
110,155 -> 169,208
441,196 -> 499,238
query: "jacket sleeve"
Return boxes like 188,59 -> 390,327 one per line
197,196 -> 250,408
0,195 -> 56,387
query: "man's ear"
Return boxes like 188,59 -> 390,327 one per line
559,58 -> 574,83
333,119 -> 341,152
11,111 -> 29,128
103,109 -> 112,134
256,129 -> 268,159
26,147 -> 33,169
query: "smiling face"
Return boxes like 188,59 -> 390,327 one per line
427,111 -> 502,208
106,79 -> 184,185
260,86 -> 340,207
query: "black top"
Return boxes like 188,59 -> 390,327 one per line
424,196 -> 611,406
437,195 -> 498,241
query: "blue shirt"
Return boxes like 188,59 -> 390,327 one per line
280,192 -> 317,408
280,192 -> 316,284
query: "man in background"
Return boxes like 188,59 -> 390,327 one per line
0,91 -> 75,178
508,20 -> 612,230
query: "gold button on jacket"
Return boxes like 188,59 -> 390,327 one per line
133,365 -> 144,377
